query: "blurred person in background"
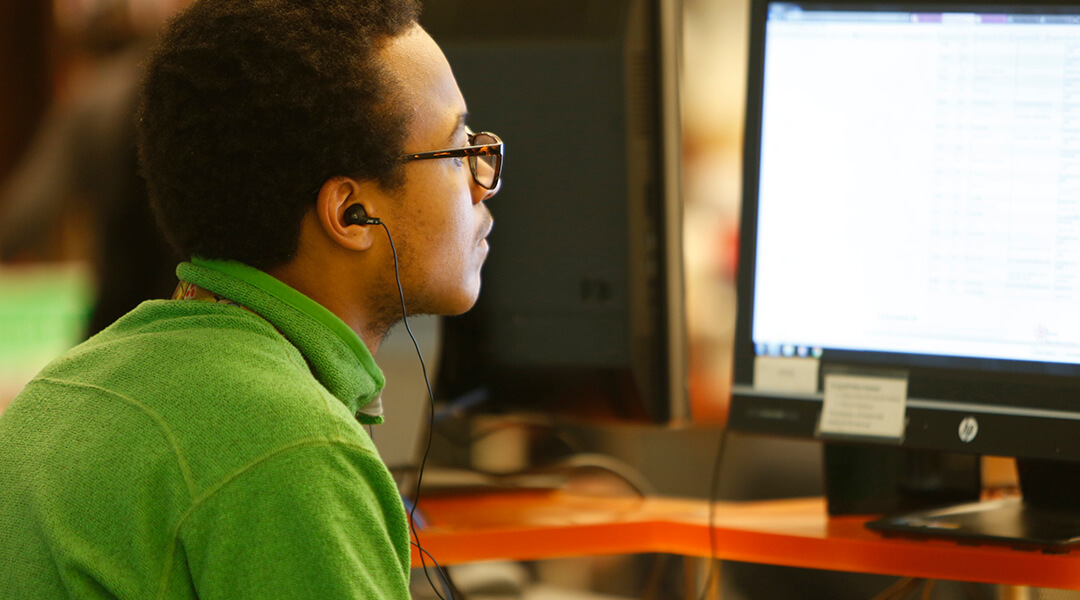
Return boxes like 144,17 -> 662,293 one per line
0,0 -> 187,337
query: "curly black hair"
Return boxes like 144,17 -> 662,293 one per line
137,0 -> 421,269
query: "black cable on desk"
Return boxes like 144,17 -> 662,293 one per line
697,426 -> 729,600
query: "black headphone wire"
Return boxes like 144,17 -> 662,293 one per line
379,222 -> 460,600
697,427 -> 729,600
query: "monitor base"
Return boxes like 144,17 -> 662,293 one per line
823,442 -> 982,516
866,458 -> 1080,551
867,497 -> 1080,553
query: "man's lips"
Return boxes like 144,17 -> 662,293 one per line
478,219 -> 494,244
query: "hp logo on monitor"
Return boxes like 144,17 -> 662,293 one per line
958,417 -> 979,443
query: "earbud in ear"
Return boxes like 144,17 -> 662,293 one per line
344,204 -> 381,226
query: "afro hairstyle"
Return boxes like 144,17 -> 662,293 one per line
137,0 -> 421,269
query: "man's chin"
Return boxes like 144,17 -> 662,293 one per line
442,283 -> 482,316
411,276 -> 483,317
443,295 -> 480,317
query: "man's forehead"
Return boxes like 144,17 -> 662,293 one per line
380,25 -> 466,143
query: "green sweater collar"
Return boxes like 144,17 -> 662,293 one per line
177,258 -> 385,422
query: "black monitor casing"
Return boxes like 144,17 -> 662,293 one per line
731,0 -> 1080,463
730,0 -> 1080,519
425,0 -> 687,423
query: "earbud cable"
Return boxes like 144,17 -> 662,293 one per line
380,222 -> 457,600
697,428 -> 729,600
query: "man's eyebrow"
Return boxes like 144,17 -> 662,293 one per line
448,112 -> 469,145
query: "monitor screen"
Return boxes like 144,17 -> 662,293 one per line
731,0 -> 1080,462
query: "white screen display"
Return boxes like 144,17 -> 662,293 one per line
753,5 -> 1080,365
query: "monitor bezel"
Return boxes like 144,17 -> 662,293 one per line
731,0 -> 1080,460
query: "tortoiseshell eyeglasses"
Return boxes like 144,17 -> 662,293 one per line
402,129 -> 504,190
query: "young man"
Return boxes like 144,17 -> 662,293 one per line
0,0 -> 501,598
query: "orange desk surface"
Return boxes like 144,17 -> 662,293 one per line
411,491 -> 1080,590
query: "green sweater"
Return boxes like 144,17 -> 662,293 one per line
0,259 -> 412,599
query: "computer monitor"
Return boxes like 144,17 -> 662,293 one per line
423,0 -> 688,424
730,0 -> 1080,541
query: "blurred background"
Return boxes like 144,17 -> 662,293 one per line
0,0 -> 185,407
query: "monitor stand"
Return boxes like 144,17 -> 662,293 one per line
864,456 -> 1080,552
822,442 -> 982,516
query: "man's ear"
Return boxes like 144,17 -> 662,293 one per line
315,177 -> 384,252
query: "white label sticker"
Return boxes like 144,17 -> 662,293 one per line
819,373 -> 907,439
753,356 -> 819,394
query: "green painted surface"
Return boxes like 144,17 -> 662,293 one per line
0,264 -> 91,381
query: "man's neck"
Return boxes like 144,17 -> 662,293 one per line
265,258 -> 396,356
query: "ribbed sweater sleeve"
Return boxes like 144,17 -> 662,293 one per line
174,439 -> 412,600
